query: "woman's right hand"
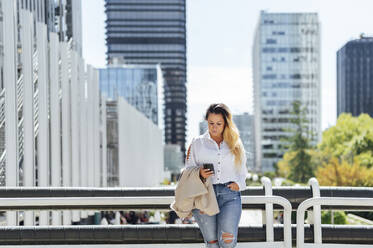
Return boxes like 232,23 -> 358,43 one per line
199,166 -> 214,179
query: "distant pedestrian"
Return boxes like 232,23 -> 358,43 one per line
126,211 -> 138,224
167,211 -> 178,224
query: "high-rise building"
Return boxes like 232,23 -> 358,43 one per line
253,11 -> 321,172
233,113 -> 255,171
337,35 -> 373,118
66,0 -> 83,55
164,144 -> 183,173
199,119 -> 208,135
12,0 -> 81,49
99,64 -> 164,127
105,0 -> 187,153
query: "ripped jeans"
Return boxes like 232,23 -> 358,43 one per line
192,183 -> 242,248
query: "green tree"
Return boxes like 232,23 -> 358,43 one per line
318,113 -> 373,168
277,101 -> 316,183
316,157 -> 373,187
321,210 -> 347,224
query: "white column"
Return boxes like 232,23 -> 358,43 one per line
20,9 -> 35,226
36,22 -> 49,226
60,42 -> 71,225
70,51 -> 80,223
93,70 -> 100,220
93,70 -> 100,187
3,0 -> 18,226
86,65 -> 94,217
101,95 -> 107,187
49,33 -> 61,226
79,60 -> 88,219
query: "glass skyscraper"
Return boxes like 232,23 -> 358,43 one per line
253,11 -> 321,172
337,36 -> 373,118
105,0 -> 187,153
233,113 -> 255,172
99,65 -> 164,126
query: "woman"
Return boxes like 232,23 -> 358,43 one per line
186,103 -> 247,248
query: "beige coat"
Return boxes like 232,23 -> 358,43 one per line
170,166 -> 220,218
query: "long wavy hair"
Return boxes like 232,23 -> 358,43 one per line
205,103 -> 244,168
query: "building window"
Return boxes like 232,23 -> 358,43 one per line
266,38 -> 277,44
262,74 -> 277,79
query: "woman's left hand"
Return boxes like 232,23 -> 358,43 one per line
227,182 -> 239,191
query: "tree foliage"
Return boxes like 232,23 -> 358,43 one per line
277,101 -> 316,183
316,157 -> 373,187
318,113 -> 373,168
321,210 -> 347,224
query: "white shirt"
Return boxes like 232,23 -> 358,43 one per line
185,131 -> 248,191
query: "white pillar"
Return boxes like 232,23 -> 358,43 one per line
70,51 -> 80,223
36,22 -> 49,226
60,42 -> 71,225
3,0 -> 18,226
93,70 -> 100,187
86,65 -> 94,217
101,95 -> 107,187
79,60 -> 88,219
49,33 -> 61,226
20,9 -> 35,226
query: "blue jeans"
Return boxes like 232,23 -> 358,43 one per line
192,183 -> 242,248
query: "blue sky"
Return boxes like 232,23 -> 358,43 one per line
82,0 -> 373,146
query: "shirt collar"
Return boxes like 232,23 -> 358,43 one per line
203,131 -> 225,146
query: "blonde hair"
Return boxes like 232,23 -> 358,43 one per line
205,103 -> 245,168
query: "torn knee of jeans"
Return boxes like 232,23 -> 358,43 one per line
222,232 -> 234,244
208,240 -> 218,244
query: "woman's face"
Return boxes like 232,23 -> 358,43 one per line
207,113 -> 225,138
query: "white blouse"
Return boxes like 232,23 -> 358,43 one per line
185,131 -> 248,191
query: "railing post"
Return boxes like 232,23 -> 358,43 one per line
261,176 -> 274,242
308,177 -> 322,244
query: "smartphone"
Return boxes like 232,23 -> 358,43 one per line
203,163 -> 215,173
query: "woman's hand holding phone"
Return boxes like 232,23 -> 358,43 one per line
200,163 -> 214,179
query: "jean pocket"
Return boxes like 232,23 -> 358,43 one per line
226,185 -> 240,193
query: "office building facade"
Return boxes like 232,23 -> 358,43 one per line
253,11 -> 321,172
337,36 -> 373,118
99,64 -> 164,126
233,113 -> 255,172
105,0 -> 187,153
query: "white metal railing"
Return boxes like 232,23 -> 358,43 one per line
0,194 -> 293,248
261,176 -> 274,242
297,197 -> 373,248
308,177 -> 322,244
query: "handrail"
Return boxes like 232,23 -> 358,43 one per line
308,177 -> 322,244
0,195 -> 292,248
261,176 -> 274,242
242,195 -> 292,248
297,197 -> 373,248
